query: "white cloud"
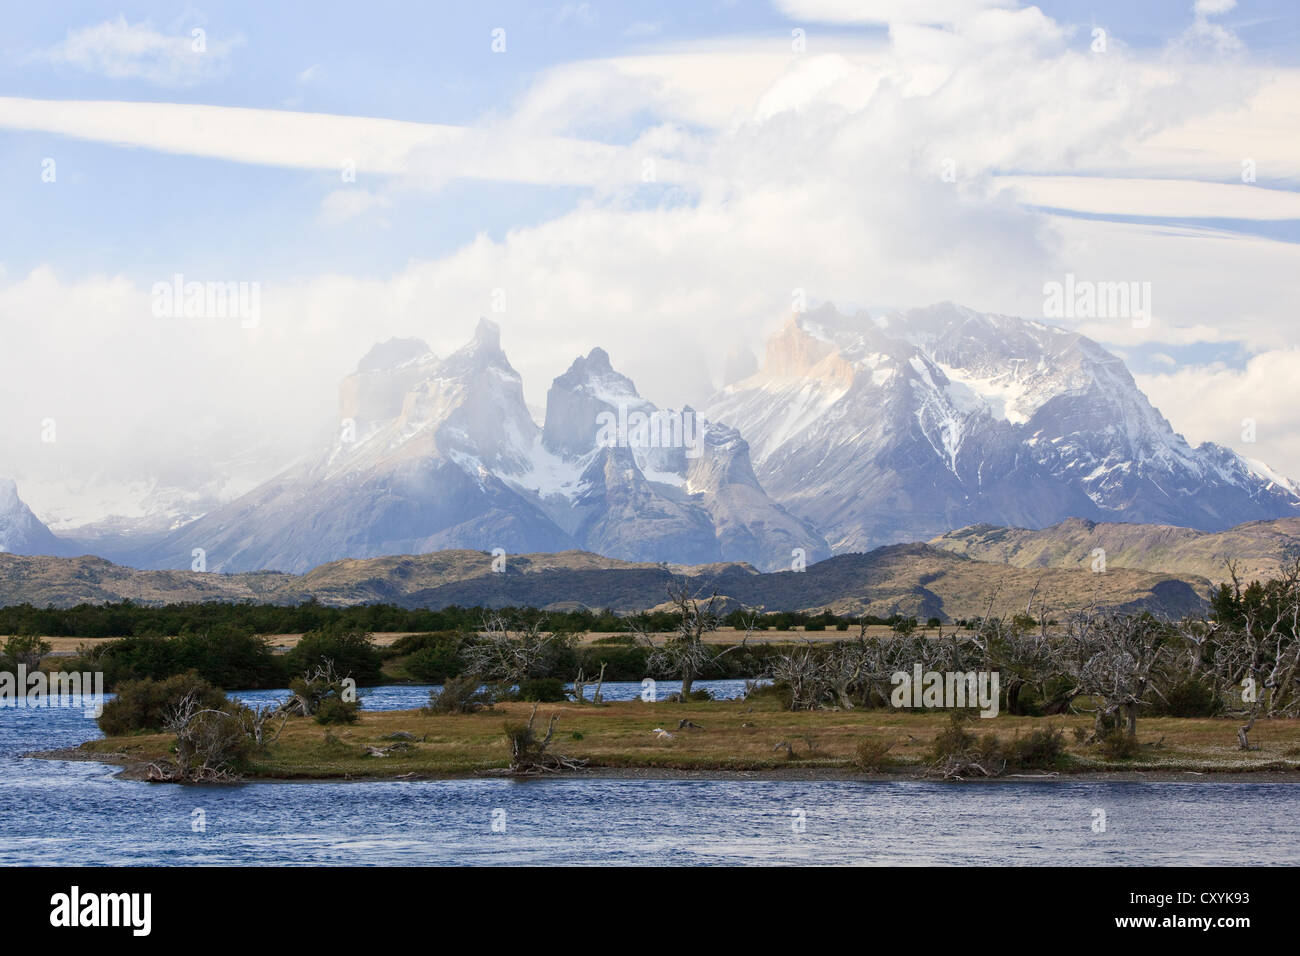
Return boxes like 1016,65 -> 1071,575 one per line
1032,217 -> 1300,356
997,175 -> 1300,220
6,3 -> 1300,508
41,16 -> 241,86
557,3 -> 596,27
318,188 -> 391,225
1194,0 -> 1237,18
0,96 -> 687,190
1139,348 -> 1300,479
773,0 -> 1015,27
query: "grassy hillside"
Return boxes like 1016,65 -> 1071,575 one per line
0,543 -> 1206,621
932,516 -> 1300,583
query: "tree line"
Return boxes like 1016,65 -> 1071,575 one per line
0,599 -> 919,639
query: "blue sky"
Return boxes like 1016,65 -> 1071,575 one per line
3,0 -> 1298,280
2,0 -> 1299,522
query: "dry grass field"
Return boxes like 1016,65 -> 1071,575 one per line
78,694 -> 1300,780
39,625 -> 983,655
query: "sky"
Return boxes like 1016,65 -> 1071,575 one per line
1,0 -> 1299,526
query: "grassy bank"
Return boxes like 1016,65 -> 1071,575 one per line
74,695 -> 1300,781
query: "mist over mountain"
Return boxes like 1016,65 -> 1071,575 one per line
134,319 -> 824,572
705,302 -> 1300,552
7,303 -> 1297,580
0,479 -> 73,557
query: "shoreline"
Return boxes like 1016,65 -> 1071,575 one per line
27,746 -> 1300,785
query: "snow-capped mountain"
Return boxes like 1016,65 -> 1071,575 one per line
534,346 -> 828,568
143,320 -> 826,572
0,479 -> 74,557
705,302 -> 1300,551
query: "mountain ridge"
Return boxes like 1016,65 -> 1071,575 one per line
8,302 -> 1298,575
0,544 -> 1208,621
134,318 -> 826,573
932,515 -> 1300,583
704,302 -> 1299,550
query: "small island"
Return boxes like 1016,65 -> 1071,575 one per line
69,694 -> 1300,783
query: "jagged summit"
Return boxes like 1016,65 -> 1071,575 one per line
0,479 -> 72,557
106,302 -> 1299,574
470,316 -> 503,350
144,321 -> 827,572
706,302 -> 1299,550
356,337 -> 434,372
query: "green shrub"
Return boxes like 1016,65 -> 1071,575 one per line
401,633 -> 466,681
672,688 -> 714,702
1153,678 -> 1222,717
71,634 -> 180,688
98,672 -> 227,736
174,625 -> 280,689
516,677 -> 568,702
67,629 -> 283,690
1005,726 -> 1066,770
853,738 -> 894,771
576,644 -> 649,681
1098,729 -> 1140,760
0,635 -> 51,670
425,673 -> 493,714
929,711 -> 979,762
313,696 -> 361,725
590,634 -> 636,646
283,627 -> 382,685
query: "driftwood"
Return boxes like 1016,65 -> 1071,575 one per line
932,754 -> 1006,781
505,704 -> 586,774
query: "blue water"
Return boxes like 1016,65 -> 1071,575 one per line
3,685 -> 1298,866
230,678 -> 756,711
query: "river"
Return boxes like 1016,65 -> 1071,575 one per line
2,683 -> 1297,866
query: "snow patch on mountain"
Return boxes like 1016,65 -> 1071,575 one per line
704,302 -> 1300,551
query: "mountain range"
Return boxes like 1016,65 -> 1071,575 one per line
0,545 -> 1208,621
705,302 -> 1300,551
2,301 -> 1297,578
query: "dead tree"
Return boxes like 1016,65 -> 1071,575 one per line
282,659 -> 353,717
239,701 -> 289,746
771,642 -> 832,710
634,582 -> 749,700
1210,561 -> 1300,749
1058,611 -> 1169,742
148,692 -> 250,782
572,662 -> 606,704
503,703 -> 586,774
466,613 -> 568,687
